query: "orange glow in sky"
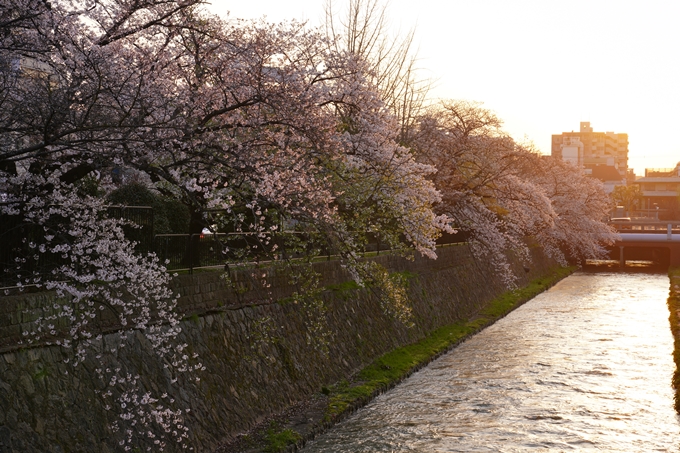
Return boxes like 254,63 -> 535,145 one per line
207,0 -> 680,176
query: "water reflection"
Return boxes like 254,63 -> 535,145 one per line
302,270 -> 680,452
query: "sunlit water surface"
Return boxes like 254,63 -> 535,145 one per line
301,271 -> 680,452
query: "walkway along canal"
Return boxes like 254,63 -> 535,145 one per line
300,269 -> 680,452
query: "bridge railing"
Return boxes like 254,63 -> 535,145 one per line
608,221 -> 680,233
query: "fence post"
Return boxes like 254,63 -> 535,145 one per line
149,207 -> 154,248
189,234 -> 195,274
154,235 -> 161,263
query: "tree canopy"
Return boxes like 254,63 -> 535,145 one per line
412,100 -> 616,283
0,0 -> 617,448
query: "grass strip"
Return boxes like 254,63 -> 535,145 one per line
263,425 -> 302,453
667,267 -> 680,412
324,266 -> 575,422
244,265 -> 574,452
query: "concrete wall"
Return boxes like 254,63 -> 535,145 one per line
0,244 -> 559,452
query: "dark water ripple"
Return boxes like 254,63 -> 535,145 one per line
301,272 -> 680,452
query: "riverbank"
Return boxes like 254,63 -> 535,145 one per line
218,266 -> 575,453
667,267 -> 680,411
0,244 -> 563,452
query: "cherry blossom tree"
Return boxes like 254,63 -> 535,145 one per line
525,154 -> 619,263
2,0 -> 618,447
413,100 -> 616,283
1,1 -> 448,447
1,0 -> 446,267
1,0 -> 211,449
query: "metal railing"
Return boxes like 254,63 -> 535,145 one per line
0,205 -> 154,288
153,230 -> 471,273
0,214 -> 68,286
1,203 -> 471,284
154,233 -> 236,272
106,205 -> 154,252
153,231 -> 388,273
608,220 -> 680,233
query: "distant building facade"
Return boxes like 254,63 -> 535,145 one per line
633,164 -> 680,220
551,122 -> 630,191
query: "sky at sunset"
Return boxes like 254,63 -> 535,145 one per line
206,0 -> 680,176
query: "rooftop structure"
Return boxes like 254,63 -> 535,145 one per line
551,122 -> 629,185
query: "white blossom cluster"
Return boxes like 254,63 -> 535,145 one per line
413,100 -> 618,284
0,1 -> 619,448
1,174 -> 201,448
0,0 -> 449,447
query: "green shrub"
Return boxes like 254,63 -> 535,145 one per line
107,183 -> 190,234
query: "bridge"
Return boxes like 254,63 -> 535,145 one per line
609,221 -> 680,267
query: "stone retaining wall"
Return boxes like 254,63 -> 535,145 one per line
0,244 -> 560,452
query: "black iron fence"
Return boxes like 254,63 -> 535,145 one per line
0,205 -> 154,288
153,231 -> 375,273
0,212 -> 65,287
106,206 -> 154,253
153,230 -> 470,273
1,204 -> 469,285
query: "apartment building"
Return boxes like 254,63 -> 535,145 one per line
551,122 -> 629,187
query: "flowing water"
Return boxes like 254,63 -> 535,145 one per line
301,270 -> 680,452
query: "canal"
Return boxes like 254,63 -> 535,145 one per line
301,269 -> 680,452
